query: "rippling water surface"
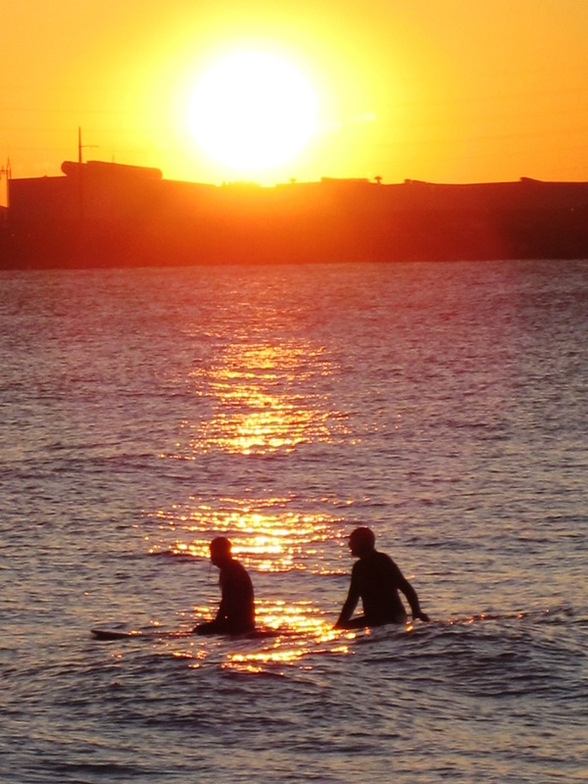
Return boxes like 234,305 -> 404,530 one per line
1,260 -> 587,783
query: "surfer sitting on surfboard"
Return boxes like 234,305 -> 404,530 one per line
335,527 -> 430,629
193,537 -> 256,636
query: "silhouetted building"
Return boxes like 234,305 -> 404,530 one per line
3,161 -> 588,268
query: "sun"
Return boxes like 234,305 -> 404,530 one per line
188,51 -> 319,174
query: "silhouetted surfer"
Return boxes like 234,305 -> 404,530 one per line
335,527 -> 430,629
193,537 -> 255,635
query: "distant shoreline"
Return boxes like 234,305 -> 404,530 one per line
2,163 -> 588,268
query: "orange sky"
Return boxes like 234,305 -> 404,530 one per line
1,0 -> 588,197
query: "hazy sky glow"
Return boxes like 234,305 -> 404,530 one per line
1,0 -> 588,191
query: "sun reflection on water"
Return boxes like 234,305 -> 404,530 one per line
136,598 -> 359,675
147,336 -> 351,569
142,335 -> 353,647
147,499 -> 344,574
164,339 -> 348,457
220,601 -> 354,674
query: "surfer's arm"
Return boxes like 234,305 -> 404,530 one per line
214,585 -> 228,621
335,583 -> 360,628
388,559 -> 429,621
397,576 -> 429,622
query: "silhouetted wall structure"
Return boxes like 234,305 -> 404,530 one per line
2,161 -> 588,268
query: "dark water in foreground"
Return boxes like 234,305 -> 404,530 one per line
1,259 -> 587,783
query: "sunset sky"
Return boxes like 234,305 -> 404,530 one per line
2,0 -> 588,195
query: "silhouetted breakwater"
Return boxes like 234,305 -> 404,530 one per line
2,162 -> 588,268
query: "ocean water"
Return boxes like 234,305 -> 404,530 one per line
1,259 -> 587,784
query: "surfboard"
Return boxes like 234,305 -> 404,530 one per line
91,628 -> 192,640
91,627 -> 286,641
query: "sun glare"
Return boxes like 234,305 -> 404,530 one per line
188,51 -> 318,174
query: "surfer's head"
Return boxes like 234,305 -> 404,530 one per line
348,526 -> 376,557
210,536 -> 232,566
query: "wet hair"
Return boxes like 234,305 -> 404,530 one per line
349,526 -> 376,551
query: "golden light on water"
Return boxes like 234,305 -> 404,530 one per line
149,336 -> 349,573
143,335 -> 352,639
190,402 -> 331,455
224,602 -> 353,673
147,501 -> 340,574
255,599 -> 326,632
152,600 -> 358,675
162,339 -> 349,457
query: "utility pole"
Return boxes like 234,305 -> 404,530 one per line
76,127 -> 98,225
78,126 -> 97,165
0,158 -> 11,210
77,127 -> 85,225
